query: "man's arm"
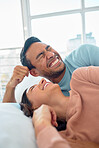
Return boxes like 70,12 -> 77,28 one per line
3,65 -> 29,103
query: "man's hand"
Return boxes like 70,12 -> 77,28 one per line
32,105 -> 58,137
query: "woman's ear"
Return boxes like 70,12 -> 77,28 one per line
30,69 -> 40,77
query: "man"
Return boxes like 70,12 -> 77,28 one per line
20,36 -> 99,96
3,36 -> 99,102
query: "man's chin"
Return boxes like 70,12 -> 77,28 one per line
43,65 -> 66,79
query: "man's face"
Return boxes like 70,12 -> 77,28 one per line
26,42 -> 65,79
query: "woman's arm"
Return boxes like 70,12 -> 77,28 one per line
68,66 -> 99,143
3,65 -> 29,102
33,105 -> 71,148
71,66 -> 99,86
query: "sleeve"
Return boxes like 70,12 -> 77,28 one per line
71,66 -> 99,86
37,126 -> 71,148
68,66 -> 99,143
65,44 -> 99,68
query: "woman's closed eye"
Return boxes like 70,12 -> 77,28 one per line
30,85 -> 37,91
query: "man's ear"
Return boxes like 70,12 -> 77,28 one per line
30,69 -> 40,77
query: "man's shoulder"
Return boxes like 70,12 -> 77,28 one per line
66,44 -> 91,57
64,44 -> 99,62
71,44 -> 98,56
77,44 -> 98,51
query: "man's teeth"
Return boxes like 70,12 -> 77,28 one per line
50,59 -> 59,67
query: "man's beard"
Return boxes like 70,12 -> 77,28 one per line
42,63 -> 66,79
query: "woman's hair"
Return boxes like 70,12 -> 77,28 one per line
20,89 -> 67,131
20,89 -> 34,117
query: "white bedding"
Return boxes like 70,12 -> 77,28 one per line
0,103 -> 38,148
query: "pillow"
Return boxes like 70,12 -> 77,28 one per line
0,103 -> 38,148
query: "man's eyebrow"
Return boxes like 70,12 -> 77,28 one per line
45,45 -> 50,50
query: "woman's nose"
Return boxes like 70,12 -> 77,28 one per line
39,78 -> 46,84
39,78 -> 47,90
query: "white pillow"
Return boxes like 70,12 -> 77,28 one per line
0,103 -> 38,148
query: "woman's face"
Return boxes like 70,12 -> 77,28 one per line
26,78 -> 60,109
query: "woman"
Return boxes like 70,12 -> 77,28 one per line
21,78 -> 69,120
21,66 -> 99,145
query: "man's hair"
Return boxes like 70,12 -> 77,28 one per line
20,89 -> 33,117
20,36 -> 41,70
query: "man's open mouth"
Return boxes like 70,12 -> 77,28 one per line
47,56 -> 61,68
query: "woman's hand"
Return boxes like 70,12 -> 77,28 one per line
32,105 -> 58,137
3,65 -> 29,103
7,65 -> 29,88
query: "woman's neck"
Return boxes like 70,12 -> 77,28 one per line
50,92 -> 69,121
58,95 -> 69,120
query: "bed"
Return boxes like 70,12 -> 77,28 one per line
0,103 -> 38,148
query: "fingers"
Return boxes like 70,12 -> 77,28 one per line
8,65 -> 29,88
33,105 -> 58,128
49,107 -> 58,127
13,66 -> 29,82
13,74 -> 24,83
14,65 -> 29,77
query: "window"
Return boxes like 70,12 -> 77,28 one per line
29,0 -> 81,15
85,11 -> 99,46
0,0 -> 23,101
85,0 -> 99,7
0,0 -> 24,48
29,0 -> 99,56
31,13 -> 82,57
0,0 -> 99,102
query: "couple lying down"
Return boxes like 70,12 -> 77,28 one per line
3,66 -> 99,148
21,66 -> 99,147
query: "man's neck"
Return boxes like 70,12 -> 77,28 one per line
51,68 -> 66,83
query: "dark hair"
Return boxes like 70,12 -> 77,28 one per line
20,89 -> 67,131
20,36 -> 41,70
20,89 -> 33,117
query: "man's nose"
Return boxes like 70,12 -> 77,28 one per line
46,51 -> 54,59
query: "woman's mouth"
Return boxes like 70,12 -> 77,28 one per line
43,82 -> 51,90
